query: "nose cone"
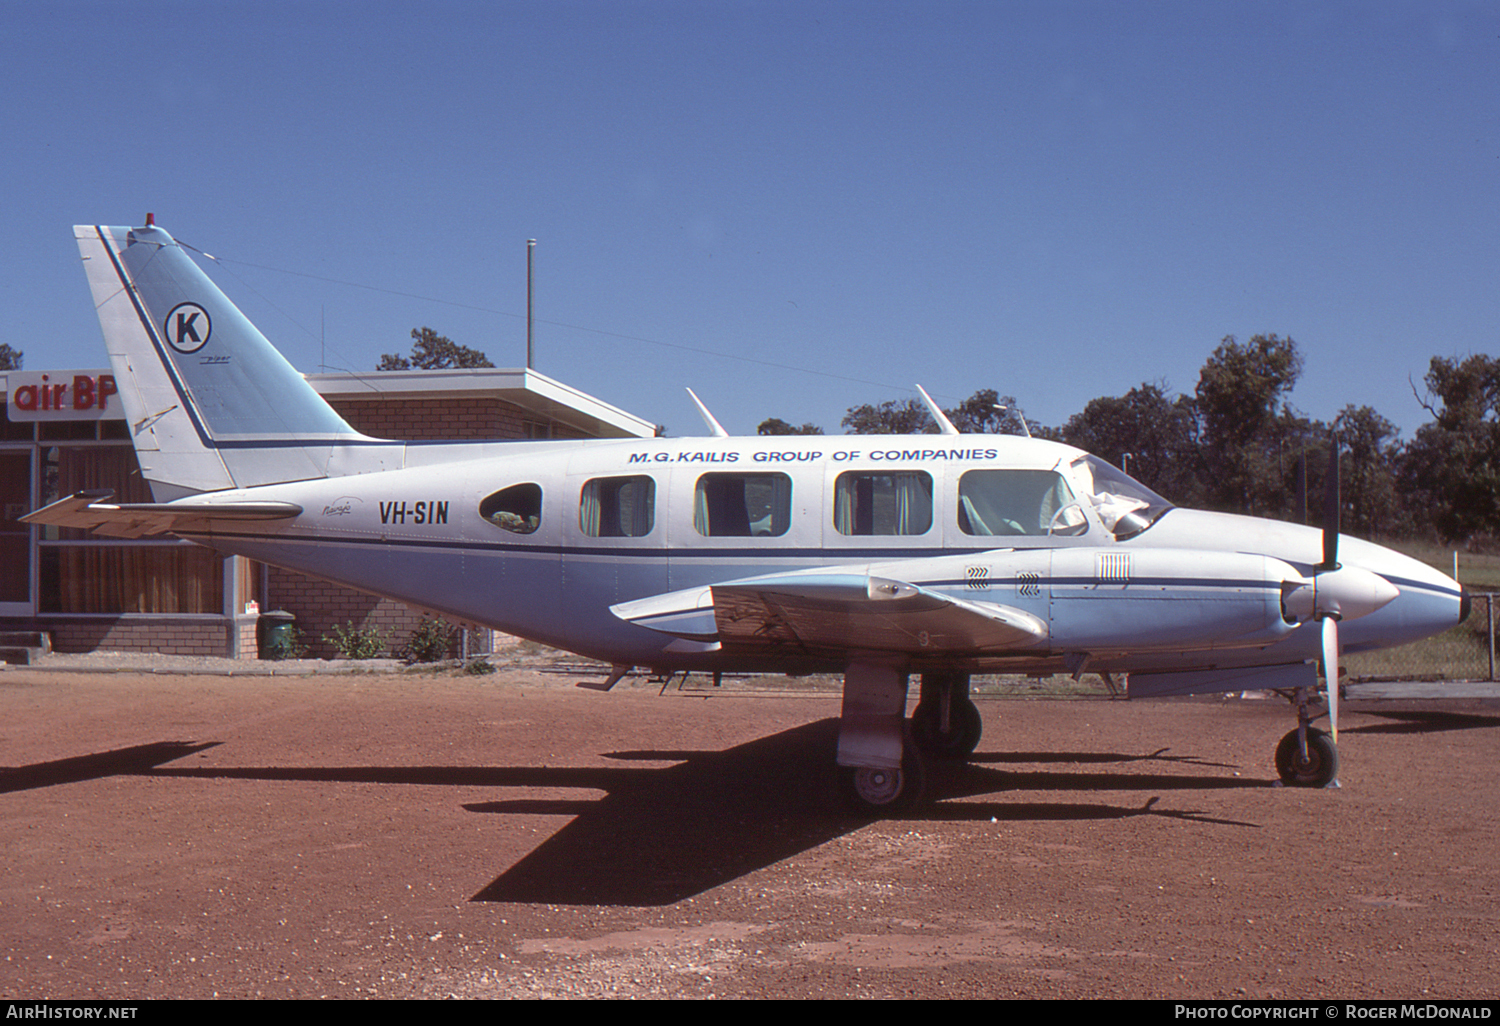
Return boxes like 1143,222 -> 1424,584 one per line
1333,535 -> 1470,648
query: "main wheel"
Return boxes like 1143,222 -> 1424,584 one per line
1275,727 -> 1340,788
838,745 -> 926,815
911,698 -> 983,759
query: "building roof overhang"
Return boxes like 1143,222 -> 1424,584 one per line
305,367 -> 655,439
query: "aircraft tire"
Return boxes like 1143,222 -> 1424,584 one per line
1274,727 -> 1339,788
838,745 -> 926,815
911,699 -> 983,759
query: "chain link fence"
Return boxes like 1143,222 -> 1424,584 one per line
1344,592 -> 1498,682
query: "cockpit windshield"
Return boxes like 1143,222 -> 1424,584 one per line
1067,455 -> 1174,539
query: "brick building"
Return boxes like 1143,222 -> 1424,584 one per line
0,366 -> 653,659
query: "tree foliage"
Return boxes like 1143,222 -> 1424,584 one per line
758,417 -> 825,435
757,337 -> 1499,545
1194,334 -> 1303,513
0,343 -> 21,370
1400,355 -> 1500,542
841,398 -> 936,435
378,328 -> 494,371
942,388 -> 1034,436
840,389 -> 1037,436
1061,382 -> 1202,506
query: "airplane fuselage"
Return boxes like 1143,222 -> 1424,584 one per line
32,220 -> 1469,803
167,432 -> 1463,680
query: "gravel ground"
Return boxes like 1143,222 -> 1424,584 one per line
2,659 -> 1498,999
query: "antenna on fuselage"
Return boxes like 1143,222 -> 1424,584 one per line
993,402 -> 1033,438
915,385 -> 960,436
685,388 -> 729,438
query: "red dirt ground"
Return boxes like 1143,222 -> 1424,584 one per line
2,666 -> 1498,999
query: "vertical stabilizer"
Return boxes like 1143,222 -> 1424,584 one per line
74,224 -> 389,499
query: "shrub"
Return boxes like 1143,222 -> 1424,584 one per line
322,621 -> 391,660
400,617 -> 456,663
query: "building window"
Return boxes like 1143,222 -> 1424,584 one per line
957,469 -> 1087,537
480,483 -> 542,534
27,438 -> 232,614
693,473 -> 791,537
579,475 -> 654,537
833,471 -> 933,536
39,444 -> 150,540
39,544 -> 225,614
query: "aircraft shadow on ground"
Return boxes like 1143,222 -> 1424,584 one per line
1344,709 -> 1500,736
4,722 -> 1263,906
468,720 -> 1263,906
0,741 -> 220,794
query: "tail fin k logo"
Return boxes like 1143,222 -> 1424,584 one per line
165,302 -> 211,353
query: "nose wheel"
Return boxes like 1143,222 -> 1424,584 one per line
1274,685 -> 1341,788
1275,727 -> 1339,788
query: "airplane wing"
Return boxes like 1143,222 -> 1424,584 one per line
22,490 -> 302,539
611,569 -> 1048,657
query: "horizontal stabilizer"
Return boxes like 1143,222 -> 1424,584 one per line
23,490 -> 302,539
612,570 -> 1048,656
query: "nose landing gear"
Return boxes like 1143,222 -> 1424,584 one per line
1275,686 -> 1341,788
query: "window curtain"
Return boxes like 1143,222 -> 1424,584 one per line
625,478 -> 654,537
579,480 -> 601,536
45,545 -> 223,614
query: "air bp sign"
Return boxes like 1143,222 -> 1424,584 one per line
165,302 -> 211,353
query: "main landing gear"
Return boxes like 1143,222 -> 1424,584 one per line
836,667 -> 983,815
911,671 -> 983,759
1274,686 -> 1341,788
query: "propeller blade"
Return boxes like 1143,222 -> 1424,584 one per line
1321,615 -> 1340,743
1321,439 -> 1341,571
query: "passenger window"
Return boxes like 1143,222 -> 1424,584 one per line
579,475 -> 655,537
957,469 -> 1086,537
480,483 -> 542,534
833,471 -> 932,536
694,473 -> 791,537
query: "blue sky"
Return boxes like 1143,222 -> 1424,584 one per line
2,0 -> 1495,439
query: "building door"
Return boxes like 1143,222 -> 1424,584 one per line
0,449 -> 33,612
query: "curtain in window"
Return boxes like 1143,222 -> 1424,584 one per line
44,545 -> 223,613
834,472 -> 931,535
579,480 -> 601,536
833,476 -> 857,535
893,473 -> 932,534
764,474 -> 791,535
625,478 -> 654,537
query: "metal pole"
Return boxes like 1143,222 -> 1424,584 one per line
526,239 -> 536,370
1487,594 -> 1494,682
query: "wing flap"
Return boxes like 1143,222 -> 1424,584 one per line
612,571 -> 1048,656
22,490 -> 302,539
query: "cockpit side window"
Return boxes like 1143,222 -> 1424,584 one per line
1068,456 -> 1173,539
694,473 -> 791,537
833,471 -> 933,536
579,475 -> 655,537
957,469 -> 1086,537
480,483 -> 542,534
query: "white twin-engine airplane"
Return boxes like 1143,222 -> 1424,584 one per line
27,221 -> 1470,813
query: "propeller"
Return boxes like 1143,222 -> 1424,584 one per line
1320,441 -> 1341,742
1279,439 -> 1402,743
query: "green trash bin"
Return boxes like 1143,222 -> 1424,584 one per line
257,610 -> 297,660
